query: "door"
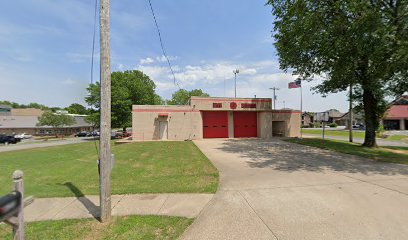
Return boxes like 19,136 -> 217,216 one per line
159,121 -> 168,140
202,111 -> 229,138
233,112 -> 257,138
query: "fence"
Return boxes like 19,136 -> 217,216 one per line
0,170 -> 33,240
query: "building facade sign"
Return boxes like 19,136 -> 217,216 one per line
241,103 -> 256,109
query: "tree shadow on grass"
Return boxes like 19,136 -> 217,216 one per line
215,138 -> 408,176
60,182 -> 100,220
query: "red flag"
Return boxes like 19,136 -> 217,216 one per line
288,81 -> 300,89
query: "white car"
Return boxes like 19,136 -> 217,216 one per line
14,133 -> 33,139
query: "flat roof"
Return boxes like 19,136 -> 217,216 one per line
190,96 -> 272,101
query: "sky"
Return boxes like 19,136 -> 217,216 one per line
0,0 -> 349,112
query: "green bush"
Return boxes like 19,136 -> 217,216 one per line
313,122 -> 321,128
376,124 -> 386,138
328,122 -> 338,128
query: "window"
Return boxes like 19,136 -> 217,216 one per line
213,103 -> 222,108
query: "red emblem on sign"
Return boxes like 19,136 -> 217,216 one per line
230,102 -> 237,109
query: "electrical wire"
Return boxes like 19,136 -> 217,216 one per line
91,0 -> 98,85
147,0 -> 180,89
91,0 -> 99,156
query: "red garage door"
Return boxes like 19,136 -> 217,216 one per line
234,112 -> 257,138
202,111 -> 228,138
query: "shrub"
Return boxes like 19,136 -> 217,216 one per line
328,122 -> 338,128
313,122 -> 321,128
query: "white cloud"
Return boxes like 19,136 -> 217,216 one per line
117,63 -> 125,71
139,55 -> 179,65
156,55 -> 178,62
134,59 -> 348,112
139,57 -> 155,64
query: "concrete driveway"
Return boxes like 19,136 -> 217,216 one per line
181,139 -> 408,240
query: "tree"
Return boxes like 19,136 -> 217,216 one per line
0,101 -> 50,110
168,89 -> 210,105
86,70 -> 162,130
268,0 -> 408,147
37,111 -> 75,137
65,103 -> 88,115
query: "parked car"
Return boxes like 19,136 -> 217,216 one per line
14,133 -> 32,139
89,131 -> 100,137
352,124 -> 365,130
115,130 -> 131,138
75,131 -> 89,137
0,135 -> 18,144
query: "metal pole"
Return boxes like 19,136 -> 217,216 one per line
234,72 -> 237,98
273,89 -> 276,110
349,83 -> 353,142
269,87 -> 279,110
233,69 -> 239,98
13,170 -> 24,240
300,83 -> 303,138
99,0 -> 111,223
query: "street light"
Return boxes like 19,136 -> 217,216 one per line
233,69 -> 239,98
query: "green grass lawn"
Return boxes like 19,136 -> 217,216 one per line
387,135 -> 408,141
302,129 -> 366,138
285,138 -> 408,164
302,129 -> 408,142
0,141 -> 219,197
0,216 -> 192,240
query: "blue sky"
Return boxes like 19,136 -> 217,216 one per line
0,0 -> 348,112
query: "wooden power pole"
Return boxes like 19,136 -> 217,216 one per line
99,0 -> 111,222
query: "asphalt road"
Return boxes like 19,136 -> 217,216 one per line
182,139 -> 408,240
0,137 -> 96,152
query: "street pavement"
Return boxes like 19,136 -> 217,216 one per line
0,137 -> 95,153
181,139 -> 408,240
303,134 -> 408,147
24,193 -> 213,222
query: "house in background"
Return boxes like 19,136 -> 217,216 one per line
302,112 -> 315,127
383,95 -> 408,130
326,109 -> 345,125
339,109 -> 365,129
0,106 -> 93,135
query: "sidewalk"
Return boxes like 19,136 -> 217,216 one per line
25,193 -> 214,222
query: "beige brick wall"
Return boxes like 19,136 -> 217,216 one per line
132,102 -> 300,140
271,110 -> 301,137
132,105 -> 202,141
258,112 -> 273,139
227,112 -> 234,138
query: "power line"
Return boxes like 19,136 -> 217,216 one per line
91,0 -> 98,85
147,0 -> 180,88
91,0 -> 99,156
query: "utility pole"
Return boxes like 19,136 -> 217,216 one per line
269,87 -> 280,110
300,80 -> 303,138
99,0 -> 111,223
349,83 -> 353,142
233,69 -> 239,98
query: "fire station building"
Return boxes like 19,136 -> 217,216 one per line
132,97 -> 300,141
